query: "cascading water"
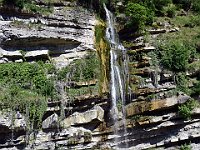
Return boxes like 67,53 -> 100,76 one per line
104,4 -> 129,148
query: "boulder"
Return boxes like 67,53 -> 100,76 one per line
62,106 -> 104,128
42,113 -> 59,129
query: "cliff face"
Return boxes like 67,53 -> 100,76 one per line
0,1 -> 200,150
0,4 -> 95,68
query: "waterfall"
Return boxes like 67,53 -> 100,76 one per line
104,4 -> 129,148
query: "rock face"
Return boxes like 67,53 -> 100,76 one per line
42,113 -> 58,129
0,5 -> 95,68
0,2 -> 200,150
61,106 -> 104,128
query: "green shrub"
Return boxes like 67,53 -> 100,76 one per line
57,52 -> 99,82
2,0 -> 53,14
191,81 -> 200,95
153,0 -> 172,15
0,85 -> 47,128
125,3 -> 148,30
153,0 -> 172,9
159,40 -> 192,72
184,15 -> 200,27
178,99 -> 198,120
175,73 -> 190,94
0,62 -> 56,98
192,0 -> 200,13
162,4 -> 177,17
180,143 -> 192,150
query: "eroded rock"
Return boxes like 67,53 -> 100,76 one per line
61,106 -> 104,128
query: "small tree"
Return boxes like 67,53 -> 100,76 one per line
160,41 -> 191,72
178,99 -> 198,120
125,3 -> 148,30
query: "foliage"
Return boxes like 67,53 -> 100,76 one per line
173,0 -> 192,10
0,61 -> 58,128
180,143 -> 192,150
57,52 -> 99,82
68,85 -> 98,98
2,0 -> 53,14
178,99 -> 198,120
0,62 -> 56,98
175,73 -> 190,94
162,4 -> 177,17
192,0 -> 200,13
153,0 -> 172,9
158,40 -> 193,72
184,15 -> 200,27
0,85 -> 47,128
125,3 -> 149,30
2,0 -> 26,9
191,81 -> 200,95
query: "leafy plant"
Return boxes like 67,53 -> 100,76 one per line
191,81 -> 200,96
57,52 -> 99,82
175,73 -> 190,94
178,99 -> 198,120
180,143 -> 192,150
2,0 -> 53,14
159,40 -> 192,72
162,4 -> 177,17
125,3 -> 149,30
0,62 -> 57,98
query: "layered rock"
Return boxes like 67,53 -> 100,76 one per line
0,5 -> 95,68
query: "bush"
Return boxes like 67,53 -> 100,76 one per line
162,4 -> 177,17
180,143 -> 192,150
191,81 -> 200,96
125,3 -> 148,30
0,62 -> 56,97
159,40 -> 191,72
192,0 -> 200,13
0,83 -> 47,128
175,73 -> 190,94
57,52 -> 99,82
153,0 -> 172,9
178,99 -> 198,120
153,0 -> 172,15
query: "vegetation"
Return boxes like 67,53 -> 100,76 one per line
157,39 -> 194,72
95,24 -> 110,94
0,62 -> 56,97
1,0 -> 53,14
0,62 -> 57,128
178,99 -> 198,120
180,143 -> 192,150
125,3 -> 149,30
57,52 -> 99,82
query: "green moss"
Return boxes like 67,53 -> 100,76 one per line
95,23 -> 110,94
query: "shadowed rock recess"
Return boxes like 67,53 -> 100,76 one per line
0,0 -> 200,150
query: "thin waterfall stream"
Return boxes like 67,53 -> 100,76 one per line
104,4 -> 129,148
